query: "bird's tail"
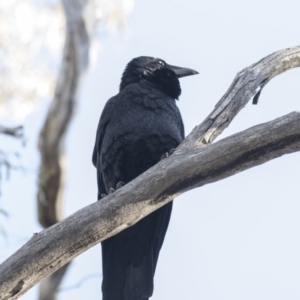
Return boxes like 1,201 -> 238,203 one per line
101,202 -> 173,300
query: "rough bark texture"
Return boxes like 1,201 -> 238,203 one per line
178,46 -> 300,152
0,46 -> 299,299
36,0 -> 94,299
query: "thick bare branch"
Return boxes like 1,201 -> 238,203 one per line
0,47 -> 299,299
1,111 -> 300,299
178,46 -> 300,152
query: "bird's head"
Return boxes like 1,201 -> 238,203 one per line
120,56 -> 198,99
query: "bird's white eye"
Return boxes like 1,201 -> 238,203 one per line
158,61 -> 165,66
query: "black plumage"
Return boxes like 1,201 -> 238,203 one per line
92,56 -> 198,300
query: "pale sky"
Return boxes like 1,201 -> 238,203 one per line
1,0 -> 300,299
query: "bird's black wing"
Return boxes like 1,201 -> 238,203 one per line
92,95 -> 118,198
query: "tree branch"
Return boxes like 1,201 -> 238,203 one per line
178,46 -> 300,152
0,126 -> 23,139
0,46 -> 299,299
1,112 -> 300,299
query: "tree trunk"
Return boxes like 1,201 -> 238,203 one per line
37,0 -> 94,299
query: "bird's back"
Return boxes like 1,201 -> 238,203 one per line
100,82 -> 184,192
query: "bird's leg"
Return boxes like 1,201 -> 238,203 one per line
160,148 -> 176,160
100,189 -> 114,198
101,181 -> 125,198
169,148 -> 176,155
116,181 -> 125,189
110,181 -> 125,192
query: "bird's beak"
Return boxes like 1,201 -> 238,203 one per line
167,64 -> 199,78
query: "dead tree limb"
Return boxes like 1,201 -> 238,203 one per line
178,46 -> 300,152
0,46 -> 299,299
1,112 -> 300,300
36,0 -> 94,299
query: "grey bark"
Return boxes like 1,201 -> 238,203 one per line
0,46 -> 299,299
37,0 -> 94,299
178,46 -> 300,152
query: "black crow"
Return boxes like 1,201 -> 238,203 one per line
92,56 -> 198,300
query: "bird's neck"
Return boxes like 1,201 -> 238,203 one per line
120,68 -> 181,100
147,69 -> 181,100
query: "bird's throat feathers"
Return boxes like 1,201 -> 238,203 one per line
147,68 -> 182,100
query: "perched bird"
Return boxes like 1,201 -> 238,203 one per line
92,56 -> 198,300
